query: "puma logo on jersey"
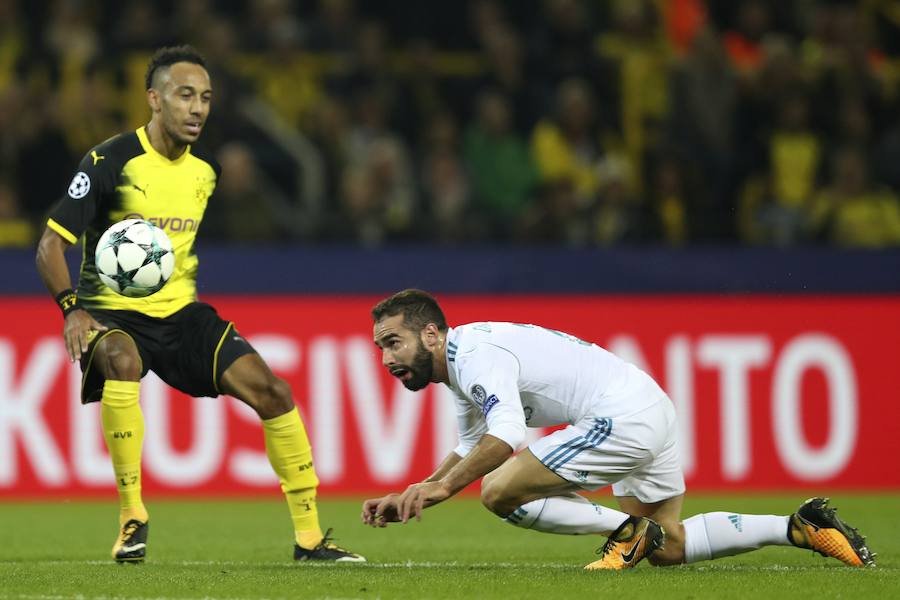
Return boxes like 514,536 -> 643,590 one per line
91,150 -> 105,165
132,183 -> 149,198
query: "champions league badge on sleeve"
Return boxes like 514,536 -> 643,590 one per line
68,172 -> 91,199
470,384 -> 500,417
470,384 -> 487,408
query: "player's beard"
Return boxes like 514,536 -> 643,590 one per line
402,338 -> 434,391
162,111 -> 199,146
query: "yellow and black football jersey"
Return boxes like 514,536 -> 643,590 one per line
48,126 -> 219,318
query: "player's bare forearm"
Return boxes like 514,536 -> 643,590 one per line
422,452 -> 463,483
439,434 -> 513,496
393,436 -> 513,523
36,226 -> 107,361
35,227 -> 75,296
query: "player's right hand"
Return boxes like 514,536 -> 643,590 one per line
361,494 -> 402,527
63,309 -> 108,362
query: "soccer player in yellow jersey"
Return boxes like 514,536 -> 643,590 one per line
35,45 -> 363,564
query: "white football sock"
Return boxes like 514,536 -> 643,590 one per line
683,512 -> 791,563
504,493 -> 629,536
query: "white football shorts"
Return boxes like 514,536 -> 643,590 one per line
528,395 -> 685,504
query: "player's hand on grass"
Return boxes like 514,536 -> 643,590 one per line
362,493 -> 402,527
63,309 -> 107,362
398,481 -> 452,524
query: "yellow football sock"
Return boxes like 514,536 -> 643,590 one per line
262,407 -> 323,548
101,380 -> 147,524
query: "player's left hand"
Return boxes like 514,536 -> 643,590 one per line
397,481 -> 452,523
63,309 -> 108,362
361,493 -> 402,527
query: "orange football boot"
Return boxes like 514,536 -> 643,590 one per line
584,516 -> 665,570
790,497 -> 875,567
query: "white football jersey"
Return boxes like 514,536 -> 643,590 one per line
445,322 -> 666,456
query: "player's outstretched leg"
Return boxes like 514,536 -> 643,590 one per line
584,516 -> 666,570
112,519 -> 149,564
261,408 -> 366,563
789,497 -> 875,567
222,354 -> 365,562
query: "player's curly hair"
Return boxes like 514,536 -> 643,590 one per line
372,289 -> 448,332
145,45 -> 207,90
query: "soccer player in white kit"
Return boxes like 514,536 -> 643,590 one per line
362,290 -> 875,570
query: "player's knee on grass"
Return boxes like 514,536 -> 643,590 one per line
96,335 -> 141,381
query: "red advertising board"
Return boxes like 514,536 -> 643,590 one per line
1,295 -> 898,498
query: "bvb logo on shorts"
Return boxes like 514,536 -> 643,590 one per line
470,384 -> 487,408
68,172 -> 91,199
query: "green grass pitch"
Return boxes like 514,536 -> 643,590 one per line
1,494 -> 897,599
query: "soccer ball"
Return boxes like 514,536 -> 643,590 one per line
95,219 -> 175,297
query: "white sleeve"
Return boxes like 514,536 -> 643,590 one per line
452,392 -> 488,458
454,343 -> 526,452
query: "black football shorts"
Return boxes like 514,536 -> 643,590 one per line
79,302 -> 256,403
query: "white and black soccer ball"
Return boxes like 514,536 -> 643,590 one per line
94,219 -> 175,297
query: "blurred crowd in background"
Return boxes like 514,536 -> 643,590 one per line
2,0 -> 900,248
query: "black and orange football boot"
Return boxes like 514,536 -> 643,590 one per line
790,497 -> 875,567
584,516 -> 665,570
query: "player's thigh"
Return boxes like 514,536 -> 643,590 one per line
78,309 -> 160,403
481,448 -> 581,513
219,352 -> 293,419
80,329 -> 146,404
157,303 -> 257,401
617,494 -> 686,566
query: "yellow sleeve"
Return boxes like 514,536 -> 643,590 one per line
47,218 -> 78,243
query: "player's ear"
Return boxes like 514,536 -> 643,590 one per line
421,323 -> 440,350
147,88 -> 161,113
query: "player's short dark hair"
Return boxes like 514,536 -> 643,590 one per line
372,289 -> 448,332
145,45 -> 207,90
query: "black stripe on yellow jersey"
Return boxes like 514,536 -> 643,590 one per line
48,126 -> 220,318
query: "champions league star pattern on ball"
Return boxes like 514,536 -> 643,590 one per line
94,219 -> 175,297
